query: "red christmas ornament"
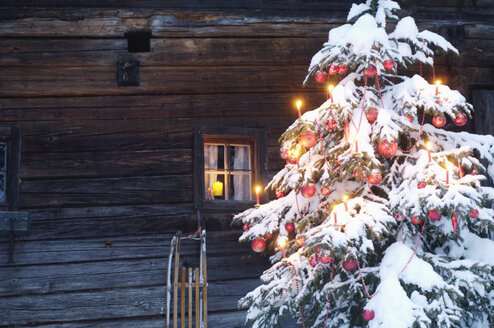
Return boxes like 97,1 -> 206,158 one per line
251,238 -> 266,253
265,233 -> 272,240
295,235 -> 306,247
452,212 -> 458,234
314,70 -> 327,83
328,64 -> 338,75
363,64 -> 377,78
378,139 -> 398,158
406,114 -> 414,122
395,211 -> 405,222
471,209 -> 479,219
454,113 -> 467,126
309,254 -> 319,267
275,189 -> 284,198
325,118 -> 338,130
412,216 -> 422,225
285,222 -> 295,233
242,223 -> 250,231
320,252 -> 332,264
417,181 -> 426,189
301,184 -> 316,198
363,309 -> 375,321
383,59 -> 395,70
366,107 -> 378,124
341,256 -> 357,271
320,186 -> 331,196
428,209 -> 441,221
316,246 -> 321,253
432,114 -> 446,128
337,64 -> 347,74
298,130 -> 317,149
367,170 -> 382,185
280,148 -> 289,159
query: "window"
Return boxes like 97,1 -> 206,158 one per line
0,126 -> 21,211
194,127 -> 266,211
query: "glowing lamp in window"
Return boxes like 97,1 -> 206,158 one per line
213,181 -> 223,197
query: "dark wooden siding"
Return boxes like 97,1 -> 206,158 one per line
0,1 -> 493,327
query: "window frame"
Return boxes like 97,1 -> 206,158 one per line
194,127 -> 267,212
0,126 -> 21,211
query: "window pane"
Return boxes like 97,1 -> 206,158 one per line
229,174 -> 251,201
229,145 -> 250,171
204,145 -> 224,170
205,173 -> 225,200
0,173 -> 5,203
0,143 -> 6,171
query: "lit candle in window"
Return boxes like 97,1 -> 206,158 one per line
213,181 -> 223,197
426,141 -> 432,162
343,194 -> 349,212
328,84 -> 334,103
255,185 -> 261,205
295,99 -> 303,119
277,235 -> 288,258
435,80 -> 441,96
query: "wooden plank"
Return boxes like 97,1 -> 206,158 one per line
195,268 -> 199,328
19,175 -> 194,208
173,238 -> 179,328
181,267 -> 185,328
0,37 -> 325,67
188,267 -> 192,328
24,310 -> 250,328
0,65 -> 314,97
21,149 -> 193,179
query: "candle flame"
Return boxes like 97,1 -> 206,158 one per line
426,141 -> 432,150
435,80 -> 441,86
255,185 -> 261,194
295,100 -> 302,110
343,195 -> 349,202
277,236 -> 288,248
328,84 -> 334,92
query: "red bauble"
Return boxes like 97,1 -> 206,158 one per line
383,59 -> 395,70
454,113 -> 467,126
309,254 -> 319,267
417,181 -> 426,189
320,186 -> 331,196
341,257 -> 357,271
432,114 -> 446,128
362,309 -> 375,321
295,235 -> 305,247
265,233 -> 272,240
452,212 -> 458,234
328,64 -> 338,75
366,107 -> 378,124
298,130 -> 317,149
395,211 -> 405,222
429,209 -> 441,221
285,222 -> 295,233
378,139 -> 398,158
314,70 -> 327,83
320,252 -> 332,264
325,118 -> 338,130
275,189 -> 284,198
364,64 -> 377,78
280,148 -> 289,159
406,114 -> 414,122
301,184 -> 316,198
251,238 -> 266,253
412,216 -> 422,225
337,64 -> 347,74
242,223 -> 250,231
471,209 -> 479,219
367,170 -> 382,185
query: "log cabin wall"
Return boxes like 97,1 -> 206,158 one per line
0,1 -> 493,327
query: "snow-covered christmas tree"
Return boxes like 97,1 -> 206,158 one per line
233,1 -> 494,327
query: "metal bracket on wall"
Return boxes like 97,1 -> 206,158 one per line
117,58 -> 140,86
0,211 -> 30,264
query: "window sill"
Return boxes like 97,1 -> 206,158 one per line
200,200 -> 256,212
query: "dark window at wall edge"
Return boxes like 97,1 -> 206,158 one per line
471,88 -> 494,136
194,127 -> 267,212
0,126 -> 21,212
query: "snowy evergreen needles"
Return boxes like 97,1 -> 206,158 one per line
233,1 -> 494,327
